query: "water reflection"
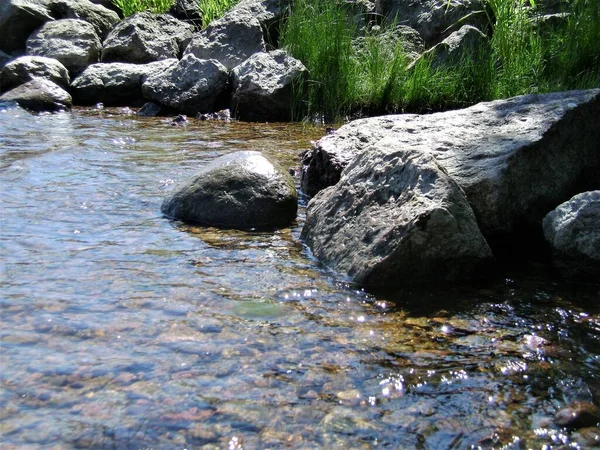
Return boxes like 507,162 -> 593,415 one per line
1,105 -> 599,449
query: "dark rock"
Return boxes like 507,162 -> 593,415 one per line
137,101 -> 162,117
0,50 -> 12,69
47,0 -> 120,39
168,0 -> 203,30
228,0 -> 292,44
142,54 -> 229,116
231,50 -> 307,122
162,151 -> 298,229
554,402 -> 600,430
0,0 -> 54,55
26,18 -> 101,75
0,56 -> 69,93
0,78 -> 72,112
71,59 -> 176,106
183,9 -> 265,70
170,114 -> 188,126
101,12 -> 194,64
301,141 -> 494,286
301,89 -> 600,239
543,191 -> 600,282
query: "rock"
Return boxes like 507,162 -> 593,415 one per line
374,0 -> 485,45
570,427 -> 600,447
301,141 -> 494,286
353,25 -> 425,65
71,59 -> 176,106
0,50 -> 12,69
26,19 -> 101,75
137,101 -> 163,116
554,402 -> 600,430
543,191 -> 600,282
0,0 -> 54,55
228,0 -> 292,43
142,54 -> 229,116
47,0 -> 120,39
0,78 -> 72,112
301,89 -> 600,239
183,9 -> 266,70
161,151 -> 298,229
101,12 -> 194,63
168,0 -> 203,30
231,50 -> 307,122
88,0 -> 120,15
0,56 -> 70,93
416,25 -> 487,68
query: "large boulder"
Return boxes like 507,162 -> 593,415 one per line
142,54 -> 229,115
543,191 -> 600,282
0,56 -> 70,93
228,0 -> 291,43
301,141 -> 494,286
101,12 -> 194,63
168,0 -> 203,30
162,151 -> 298,229
47,0 -> 120,39
375,0 -> 485,45
0,0 -> 54,55
231,50 -> 307,122
0,78 -> 72,112
183,10 -> 266,70
416,24 -> 487,68
301,89 -> 600,239
71,59 -> 176,106
26,19 -> 101,75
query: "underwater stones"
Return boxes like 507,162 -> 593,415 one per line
162,151 -> 298,229
543,191 -> 600,282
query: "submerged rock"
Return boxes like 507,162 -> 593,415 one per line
0,78 -> 72,112
0,55 -> 70,92
543,191 -> 600,282
162,151 -> 298,229
301,141 -> 494,286
554,402 -> 600,430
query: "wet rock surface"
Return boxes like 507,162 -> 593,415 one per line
0,77 -> 72,112
162,150 -> 298,228
301,141 -> 494,286
554,402 -> 600,429
0,55 -> 70,92
543,191 -> 600,282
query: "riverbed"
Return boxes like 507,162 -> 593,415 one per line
1,103 -> 599,449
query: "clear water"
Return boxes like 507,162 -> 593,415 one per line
1,104 -> 599,449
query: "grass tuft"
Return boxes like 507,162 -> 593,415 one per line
112,0 -> 175,16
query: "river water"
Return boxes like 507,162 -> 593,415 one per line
1,103 -> 599,449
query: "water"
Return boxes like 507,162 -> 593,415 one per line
1,104 -> 599,449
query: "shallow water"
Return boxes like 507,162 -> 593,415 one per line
1,104 -> 599,449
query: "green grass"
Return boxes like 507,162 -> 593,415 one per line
280,0 -> 600,123
112,0 -> 174,16
197,0 -> 240,28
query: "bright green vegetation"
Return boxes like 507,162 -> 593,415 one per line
112,0 -> 174,16
197,0 -> 239,28
280,0 -> 600,122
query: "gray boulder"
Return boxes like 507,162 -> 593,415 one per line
47,0 -> 120,39
231,50 -> 306,122
71,59 -> 176,106
26,19 -> 101,74
142,54 -> 229,115
353,25 -> 425,65
301,89 -> 600,238
162,151 -> 298,228
301,140 -> 494,286
168,0 -> 203,30
0,56 -> 69,93
0,0 -> 54,55
375,0 -> 485,45
101,12 -> 194,63
417,24 -> 487,68
0,78 -> 72,112
543,191 -> 600,282
229,0 -> 291,43
183,10 -> 266,70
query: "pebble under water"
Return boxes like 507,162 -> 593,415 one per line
1,104 -> 599,449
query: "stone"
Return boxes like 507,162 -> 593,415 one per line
183,9 -> 266,70
71,59 -> 176,106
543,191 -> 600,282
0,56 -> 69,93
142,54 -> 229,116
161,151 -> 298,229
416,25 -> 487,68
301,89 -> 600,239
0,50 -> 12,69
554,402 -> 600,430
353,25 -> 425,65
231,50 -> 307,122
26,19 -> 101,75
301,140 -> 494,286
137,101 -> 163,117
374,0 -> 485,45
101,12 -> 194,64
229,0 -> 292,43
168,0 -> 203,30
0,78 -> 72,112
47,0 -> 120,39
0,0 -> 54,55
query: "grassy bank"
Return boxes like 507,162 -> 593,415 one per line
280,0 -> 600,122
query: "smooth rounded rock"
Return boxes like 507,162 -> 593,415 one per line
554,402 -> 600,430
0,55 -> 70,92
162,151 -> 298,229
0,78 -> 72,112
